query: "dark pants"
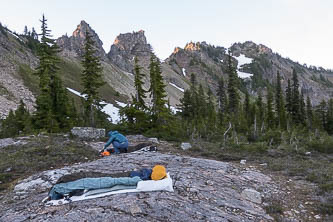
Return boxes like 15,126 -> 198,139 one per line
112,141 -> 128,154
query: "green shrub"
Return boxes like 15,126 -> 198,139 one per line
307,136 -> 333,153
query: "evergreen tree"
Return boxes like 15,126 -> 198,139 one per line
217,77 -> 227,124
257,92 -> 264,132
306,96 -> 313,130
291,68 -> 301,124
24,26 -> 28,35
227,51 -> 239,114
316,100 -> 327,130
244,91 -> 251,127
34,15 -> 73,132
299,92 -> 306,126
266,90 -> 274,129
81,30 -> 105,127
275,72 -> 282,127
327,99 -> 333,134
285,79 -> 292,114
148,54 -> 168,124
133,57 -> 146,110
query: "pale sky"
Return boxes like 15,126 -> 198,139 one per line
1,0 -> 332,69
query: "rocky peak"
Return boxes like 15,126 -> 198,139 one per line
184,42 -> 201,51
56,20 -> 106,59
108,30 -> 152,72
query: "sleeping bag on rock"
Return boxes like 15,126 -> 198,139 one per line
49,176 -> 142,200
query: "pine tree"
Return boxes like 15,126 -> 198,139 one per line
227,51 -> 239,114
299,92 -> 306,126
244,91 -> 251,127
34,15 -> 73,132
316,100 -> 327,130
266,90 -> 274,129
291,68 -> 301,124
217,77 -> 227,124
133,57 -> 146,110
24,26 -> 28,35
148,54 -> 168,124
81,30 -> 105,127
285,79 -> 292,114
257,92 -> 264,132
327,99 -> 333,134
306,96 -> 313,130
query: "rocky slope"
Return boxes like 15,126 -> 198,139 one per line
0,135 -> 325,221
0,25 -> 37,118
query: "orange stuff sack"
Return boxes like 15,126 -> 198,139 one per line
151,165 -> 167,180
101,151 -> 110,156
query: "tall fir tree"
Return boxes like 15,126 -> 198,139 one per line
227,51 -> 239,115
34,15 -> 72,132
266,90 -> 275,129
148,54 -> 168,124
81,30 -> 105,127
291,68 -> 301,124
306,96 -> 313,130
133,57 -> 147,110
217,77 -> 227,124
299,91 -> 306,126
285,79 -> 292,114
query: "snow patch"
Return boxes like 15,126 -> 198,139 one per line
182,68 -> 187,76
101,102 -> 121,124
234,54 -> 253,79
169,83 -> 184,92
67,88 -> 86,98
170,106 -> 180,114
7,30 -> 24,43
67,88 -> 125,124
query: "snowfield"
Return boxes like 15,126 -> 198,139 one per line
234,54 -> 253,79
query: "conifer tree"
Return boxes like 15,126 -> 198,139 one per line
148,54 -> 168,124
306,96 -> 313,130
257,92 -> 264,132
133,57 -> 146,110
34,15 -> 72,132
317,100 -> 327,130
217,77 -> 227,124
244,91 -> 251,127
291,68 -> 301,124
227,52 -> 239,114
299,92 -> 306,126
327,99 -> 333,134
266,90 -> 274,129
285,79 -> 292,114
81,30 -> 105,127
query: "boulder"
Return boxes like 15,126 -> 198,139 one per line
71,127 -> 105,139
241,188 -> 262,204
181,142 -> 192,150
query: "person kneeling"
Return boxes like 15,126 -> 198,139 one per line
101,131 -> 129,154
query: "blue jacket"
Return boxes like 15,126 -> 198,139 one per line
104,131 -> 128,149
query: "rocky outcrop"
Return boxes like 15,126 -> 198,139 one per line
108,30 -> 152,72
166,41 -> 227,92
56,20 -> 106,59
1,151 -> 278,221
71,127 -> 105,139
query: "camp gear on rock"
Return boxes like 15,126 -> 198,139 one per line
151,165 -> 167,180
45,173 -> 174,206
56,172 -> 131,184
101,151 -> 110,156
48,176 -> 142,200
130,168 -> 152,180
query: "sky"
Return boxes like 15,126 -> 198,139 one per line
1,0 -> 332,69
